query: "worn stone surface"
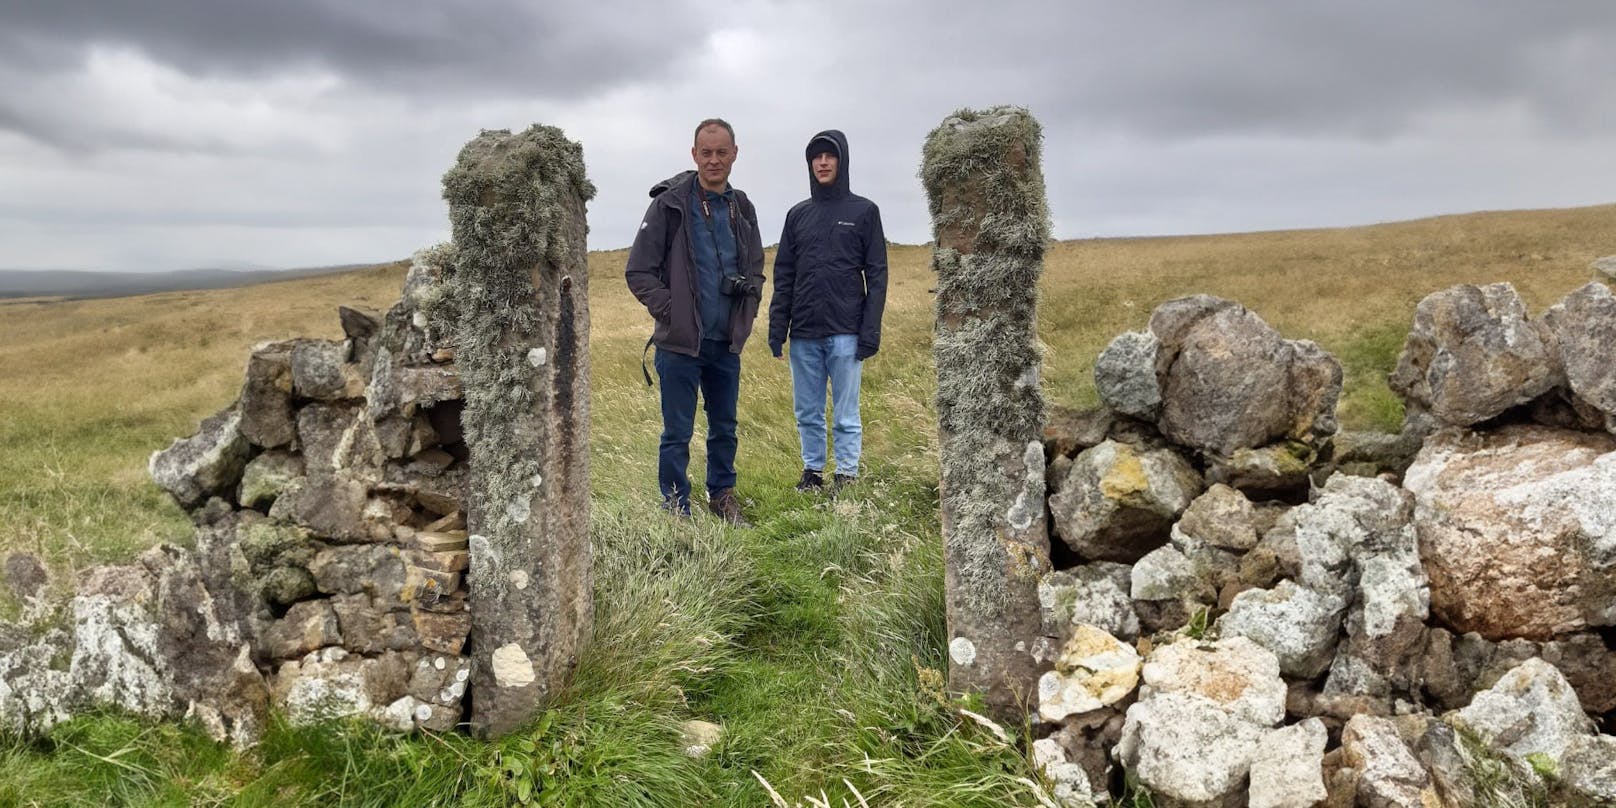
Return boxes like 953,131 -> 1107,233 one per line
1176,483 -> 1260,551
1116,690 -> 1267,806
240,342 -> 297,448
679,719 -> 724,759
1149,297 -> 1341,456
1453,657 -> 1594,765
309,544 -> 407,604
1558,734 -> 1616,807
238,450 -> 304,510
150,407 -> 250,509
1248,718 -> 1328,808
1389,282 -> 1558,428
444,124 -> 595,737
1036,624 -> 1140,722
1038,563 -> 1138,642
1206,441 -> 1316,499
1031,737 -> 1096,807
1341,715 -> 1434,808
269,474 -> 372,543
1043,405 -> 1113,460
1541,281 -> 1616,426
1050,439 -> 1202,563
260,599 -> 342,660
924,107 -> 1052,720
1221,580 -> 1347,679
1141,636 -> 1287,726
272,647 -> 411,726
1094,331 -> 1162,422
1324,429 -> 1423,480
291,339 -> 365,401
1404,425 -> 1616,640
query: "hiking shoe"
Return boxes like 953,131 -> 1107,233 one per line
830,473 -> 857,495
795,469 -> 825,492
707,488 -> 753,528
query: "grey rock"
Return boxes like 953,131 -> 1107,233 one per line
1592,255 -> 1616,281
1324,429 -> 1423,480
2,553 -> 48,602
296,403 -> 363,476
338,305 -> 383,366
260,599 -> 342,660
1404,425 -> 1616,640
1341,715 -> 1433,808
1248,718 -> 1328,808
1205,442 -> 1316,499
1452,657 -> 1594,765
1411,719 -> 1478,808
291,339 -> 363,401
1039,563 -> 1139,642
272,647 -> 411,726
149,406 -> 250,509
1043,405 -> 1114,460
1175,483 -> 1259,552
1116,691 -> 1267,806
1558,734 -> 1616,807
331,595 -> 417,654
1095,330 -> 1162,421
1221,581 -> 1347,679
237,450 -> 303,510
1388,283 -> 1558,427
309,544 -> 407,605
1050,439 -> 1202,563
1150,297 -> 1341,456
1540,282 -> 1616,425
269,474 -> 371,543
1031,738 -> 1097,807
239,341 -> 296,448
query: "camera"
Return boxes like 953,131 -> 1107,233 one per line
720,273 -> 760,299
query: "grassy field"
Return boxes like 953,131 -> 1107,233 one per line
1,203 -> 1611,805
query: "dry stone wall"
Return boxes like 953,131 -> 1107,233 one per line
1005,282 -> 1616,806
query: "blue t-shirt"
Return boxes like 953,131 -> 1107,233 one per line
688,185 -> 738,342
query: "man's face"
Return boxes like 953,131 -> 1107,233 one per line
812,152 -> 838,186
691,126 -> 737,191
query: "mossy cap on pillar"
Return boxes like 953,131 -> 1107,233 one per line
441,124 -> 595,739
922,105 -> 1052,719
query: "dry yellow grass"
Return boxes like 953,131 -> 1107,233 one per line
2,204 -> 1611,587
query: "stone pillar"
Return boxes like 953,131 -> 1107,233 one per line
921,107 -> 1052,717
441,125 -> 595,737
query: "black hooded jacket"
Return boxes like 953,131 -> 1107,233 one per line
767,130 -> 887,359
624,170 -> 766,356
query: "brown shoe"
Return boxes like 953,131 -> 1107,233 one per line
707,488 -> 753,528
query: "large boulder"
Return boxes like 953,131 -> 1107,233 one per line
1049,440 -> 1202,563
1143,296 -> 1341,456
1115,636 -> 1286,805
239,341 -> 296,448
1452,657 -> 1594,766
1540,282 -> 1616,430
1388,283 -> 1558,429
1221,580 -> 1347,679
1404,425 -> 1616,640
149,407 -> 250,509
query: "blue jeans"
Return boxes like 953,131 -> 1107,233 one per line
788,334 -> 862,476
654,340 -> 740,509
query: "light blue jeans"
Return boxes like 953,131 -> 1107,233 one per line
788,334 -> 863,476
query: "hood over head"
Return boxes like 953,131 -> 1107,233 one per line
804,130 -> 850,200
648,169 -> 696,198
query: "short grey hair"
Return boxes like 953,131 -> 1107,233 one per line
693,118 -> 736,146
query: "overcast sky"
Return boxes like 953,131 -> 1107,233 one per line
2,1 -> 1614,272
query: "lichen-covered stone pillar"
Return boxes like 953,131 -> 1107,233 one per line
921,107 -> 1052,717
441,125 -> 595,737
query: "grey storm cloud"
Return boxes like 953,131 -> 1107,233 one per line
0,0 -> 700,96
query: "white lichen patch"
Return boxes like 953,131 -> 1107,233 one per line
1006,440 -> 1046,531
509,569 -> 530,590
950,636 -> 978,666
527,347 -> 548,367
506,497 -> 531,525
491,643 -> 536,687
412,311 -> 429,328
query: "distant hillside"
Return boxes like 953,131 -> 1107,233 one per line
0,264 -> 379,300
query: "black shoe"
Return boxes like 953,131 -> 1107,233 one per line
795,469 -> 824,492
707,488 -> 753,528
831,473 -> 857,495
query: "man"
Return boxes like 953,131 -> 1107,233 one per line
625,118 -> 766,525
768,130 -> 888,493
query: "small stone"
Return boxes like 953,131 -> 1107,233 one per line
679,719 -> 723,758
2,552 -> 49,601
1035,624 -> 1141,722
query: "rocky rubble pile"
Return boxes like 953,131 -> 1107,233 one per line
1029,285 -> 1616,806
1,248 -> 475,744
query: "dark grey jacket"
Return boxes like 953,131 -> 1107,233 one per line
767,130 -> 888,359
625,170 -> 766,356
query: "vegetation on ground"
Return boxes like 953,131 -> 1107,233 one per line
1,204 -> 1612,804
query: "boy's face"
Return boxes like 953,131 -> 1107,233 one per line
812,152 -> 838,186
